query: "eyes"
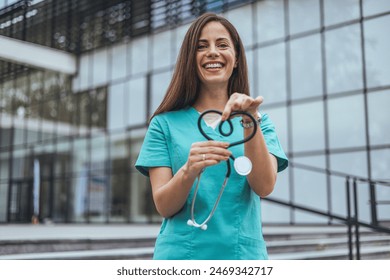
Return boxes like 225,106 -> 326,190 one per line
197,42 -> 230,51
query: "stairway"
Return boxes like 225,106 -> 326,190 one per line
0,224 -> 158,260
264,225 -> 390,260
0,224 -> 389,260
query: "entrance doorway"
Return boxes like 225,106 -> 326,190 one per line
8,179 -> 33,223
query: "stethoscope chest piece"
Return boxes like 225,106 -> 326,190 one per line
234,156 -> 252,176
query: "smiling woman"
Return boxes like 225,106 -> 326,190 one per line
195,21 -> 237,91
135,13 -> 288,260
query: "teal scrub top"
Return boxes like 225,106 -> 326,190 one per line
135,106 -> 288,260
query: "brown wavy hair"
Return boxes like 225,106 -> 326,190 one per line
151,12 -> 250,119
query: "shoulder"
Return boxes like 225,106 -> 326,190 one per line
155,107 -> 191,119
151,107 -> 192,126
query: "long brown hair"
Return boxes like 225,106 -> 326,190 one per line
151,12 -> 250,119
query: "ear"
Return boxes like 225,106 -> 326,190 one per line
234,59 -> 238,68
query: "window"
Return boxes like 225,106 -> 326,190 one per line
292,101 -> 325,152
257,43 -> 287,103
325,24 -> 363,94
364,15 -> 390,88
290,34 -> 322,99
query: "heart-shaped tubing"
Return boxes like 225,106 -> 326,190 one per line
197,110 -> 258,177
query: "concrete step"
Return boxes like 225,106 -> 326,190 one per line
3,241 -> 389,260
269,245 -> 390,260
0,224 -> 389,260
0,247 -> 155,260
264,226 -> 390,259
267,235 -> 390,254
0,237 -> 156,256
263,225 -> 378,240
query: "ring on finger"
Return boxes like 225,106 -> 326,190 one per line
202,154 -> 206,161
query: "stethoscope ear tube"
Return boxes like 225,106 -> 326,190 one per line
197,110 -> 258,148
197,110 -> 258,177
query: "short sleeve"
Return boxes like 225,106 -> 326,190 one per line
260,113 -> 288,172
135,116 -> 172,177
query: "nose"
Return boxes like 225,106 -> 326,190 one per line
206,44 -> 219,58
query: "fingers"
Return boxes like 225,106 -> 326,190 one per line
253,96 -> 264,108
192,141 -> 229,148
221,93 -> 264,121
190,141 -> 232,159
186,141 -> 232,176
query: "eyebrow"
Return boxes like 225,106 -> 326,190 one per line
198,37 -> 230,42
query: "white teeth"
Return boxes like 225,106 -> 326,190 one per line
205,63 -> 222,69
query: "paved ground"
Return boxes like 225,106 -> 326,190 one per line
0,223 -> 352,241
0,223 -> 161,241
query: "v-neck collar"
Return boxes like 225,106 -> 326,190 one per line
188,106 -> 240,140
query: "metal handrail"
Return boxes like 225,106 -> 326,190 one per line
290,162 -> 390,186
264,161 -> 390,260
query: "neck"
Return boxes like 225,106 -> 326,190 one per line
194,85 -> 229,112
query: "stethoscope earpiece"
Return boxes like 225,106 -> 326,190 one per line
187,219 -> 208,230
188,110 -> 258,230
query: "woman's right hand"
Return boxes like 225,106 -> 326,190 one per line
182,141 -> 232,179
149,141 -> 231,218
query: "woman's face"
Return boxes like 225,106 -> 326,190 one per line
196,21 -> 237,90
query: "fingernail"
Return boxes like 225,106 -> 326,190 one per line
221,113 -> 228,120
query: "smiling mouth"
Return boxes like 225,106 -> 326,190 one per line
203,62 -> 224,69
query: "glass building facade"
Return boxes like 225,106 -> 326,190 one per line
0,0 -> 389,224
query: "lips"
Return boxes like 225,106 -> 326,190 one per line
203,62 -> 224,69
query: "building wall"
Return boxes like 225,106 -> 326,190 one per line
0,0 -> 389,224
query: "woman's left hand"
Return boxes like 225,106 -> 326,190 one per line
221,93 -> 263,121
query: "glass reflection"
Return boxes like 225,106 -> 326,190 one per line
330,151 -> 368,178
370,149 -> 390,222
324,0 -> 359,26
330,177 -> 347,217
152,30 -> 171,69
131,37 -> 149,75
225,5 -> 253,47
256,0 -> 285,43
108,82 -> 126,130
262,107 -> 288,154
151,71 -> 172,115
294,168 -> 327,222
257,43 -> 286,103
325,24 -> 363,94
368,90 -> 390,146
262,170 -> 290,223
111,43 -> 128,81
292,101 -> 325,152
293,154 -> 326,170
127,77 -> 147,126
290,34 -> 322,99
364,15 -> 390,88
370,149 -> 390,181
328,94 -> 366,149
363,0 -> 390,17
289,0 -> 320,35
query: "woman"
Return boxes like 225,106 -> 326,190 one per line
135,12 -> 288,260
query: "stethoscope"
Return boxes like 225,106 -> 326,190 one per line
187,110 -> 257,230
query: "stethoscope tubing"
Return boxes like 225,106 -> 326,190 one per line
197,110 -> 258,177
188,110 -> 258,230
